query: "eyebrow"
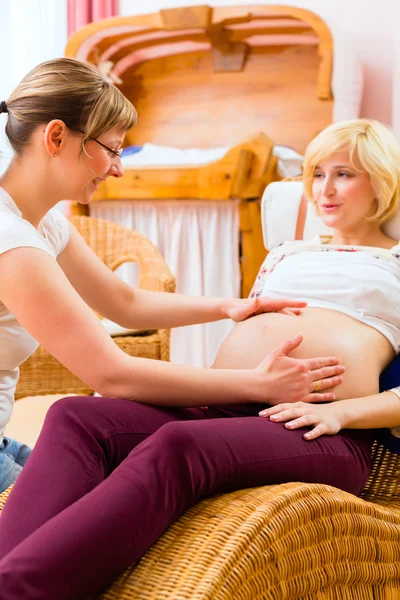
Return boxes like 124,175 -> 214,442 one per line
315,164 -> 356,170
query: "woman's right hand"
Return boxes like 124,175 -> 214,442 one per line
255,334 -> 345,405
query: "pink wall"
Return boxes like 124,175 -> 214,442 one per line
119,0 -> 396,131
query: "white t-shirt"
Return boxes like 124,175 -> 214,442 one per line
251,238 -> 400,352
0,186 -> 70,442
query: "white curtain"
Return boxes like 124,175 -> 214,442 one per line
0,0 -> 68,175
91,200 -> 241,367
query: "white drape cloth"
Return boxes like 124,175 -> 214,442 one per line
90,199 -> 240,367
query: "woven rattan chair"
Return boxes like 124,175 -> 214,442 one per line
87,441 -> 400,600
0,441 -> 399,598
15,215 -> 175,399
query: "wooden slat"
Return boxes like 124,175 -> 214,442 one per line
83,134 -> 273,203
121,46 -> 331,153
239,200 -> 266,297
160,5 -> 212,30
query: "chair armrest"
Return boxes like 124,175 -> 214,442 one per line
123,230 -> 175,295
69,215 -> 175,294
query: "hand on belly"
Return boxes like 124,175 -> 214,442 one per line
212,308 -> 392,400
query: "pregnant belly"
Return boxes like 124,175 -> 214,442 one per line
213,307 -> 395,400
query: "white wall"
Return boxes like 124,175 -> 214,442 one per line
120,0 -> 396,131
0,0 -> 68,173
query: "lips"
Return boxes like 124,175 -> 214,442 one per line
322,204 -> 341,212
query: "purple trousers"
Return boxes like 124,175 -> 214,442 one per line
0,396 -> 372,599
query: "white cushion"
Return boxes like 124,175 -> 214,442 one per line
261,181 -> 332,250
6,394 -> 74,448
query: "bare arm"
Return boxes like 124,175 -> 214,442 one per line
336,391 -> 400,430
259,391 -> 400,440
0,246 -> 342,407
0,246 -> 251,405
58,223 -> 307,329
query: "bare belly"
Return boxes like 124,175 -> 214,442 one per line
213,308 -> 395,400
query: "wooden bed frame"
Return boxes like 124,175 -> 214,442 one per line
65,4 -> 334,296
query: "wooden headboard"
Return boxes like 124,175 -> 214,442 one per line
65,4 -> 334,154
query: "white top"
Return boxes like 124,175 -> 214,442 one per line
0,187 -> 70,442
251,238 -> 400,352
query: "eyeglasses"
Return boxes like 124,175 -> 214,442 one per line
75,128 -> 123,158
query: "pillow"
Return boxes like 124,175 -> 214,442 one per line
261,181 -> 332,250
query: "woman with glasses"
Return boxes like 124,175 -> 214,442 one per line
0,59 -> 396,600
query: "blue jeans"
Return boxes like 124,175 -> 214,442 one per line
0,437 -> 31,493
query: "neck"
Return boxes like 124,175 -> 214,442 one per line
329,224 -> 386,247
0,157 -> 63,228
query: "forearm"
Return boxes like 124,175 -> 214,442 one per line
99,353 -> 260,407
337,391 -> 400,430
118,289 -> 229,330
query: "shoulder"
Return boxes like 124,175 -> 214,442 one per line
41,207 -> 70,255
0,211 -> 50,256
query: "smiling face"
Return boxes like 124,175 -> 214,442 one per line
312,150 -> 377,231
68,125 -> 125,205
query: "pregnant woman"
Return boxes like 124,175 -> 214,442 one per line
0,60 -> 399,599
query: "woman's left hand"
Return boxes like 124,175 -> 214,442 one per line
258,401 -> 344,440
224,297 -> 307,323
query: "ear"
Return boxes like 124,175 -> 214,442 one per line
43,120 -> 68,158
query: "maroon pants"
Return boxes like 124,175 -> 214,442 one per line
0,396 -> 372,599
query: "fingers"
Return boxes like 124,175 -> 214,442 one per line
306,356 -> 341,369
285,415 -> 314,429
250,297 -> 261,310
303,392 -> 336,403
279,308 -> 301,316
311,364 -> 345,380
262,406 -> 308,424
271,334 -> 304,357
310,374 -> 344,392
307,365 -> 345,393
268,299 -> 307,310
258,404 -> 337,441
259,403 -> 293,417
258,406 -> 328,440
303,425 -> 327,440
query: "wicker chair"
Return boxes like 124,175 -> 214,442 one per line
86,442 -> 400,600
0,441 -> 399,598
15,215 -> 175,399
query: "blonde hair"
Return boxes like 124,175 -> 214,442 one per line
1,57 -> 137,154
303,119 -> 400,224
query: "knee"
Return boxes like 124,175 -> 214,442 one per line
154,422 -> 199,461
149,423 -> 213,501
44,396 -> 96,431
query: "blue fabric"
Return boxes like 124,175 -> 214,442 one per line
0,437 -> 32,493
378,355 -> 400,454
121,145 -> 143,157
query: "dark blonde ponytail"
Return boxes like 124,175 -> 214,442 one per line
3,57 -> 137,154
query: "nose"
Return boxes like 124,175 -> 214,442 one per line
320,175 -> 336,198
107,158 -> 124,179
